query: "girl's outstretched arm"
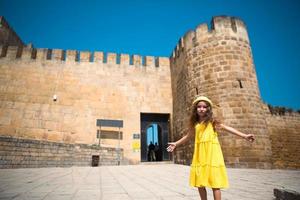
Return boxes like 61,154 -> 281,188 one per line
167,128 -> 194,152
220,124 -> 255,142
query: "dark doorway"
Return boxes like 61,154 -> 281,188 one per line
91,155 -> 99,167
141,113 -> 170,162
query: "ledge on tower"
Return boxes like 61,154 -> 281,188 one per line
211,16 -> 247,34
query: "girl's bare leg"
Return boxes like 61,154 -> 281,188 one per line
212,188 -> 221,200
197,187 -> 207,200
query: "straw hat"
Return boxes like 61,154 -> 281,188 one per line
192,96 -> 213,107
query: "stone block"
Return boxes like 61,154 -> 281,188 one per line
66,50 -> 76,62
274,188 -> 300,200
80,51 -> 90,62
21,47 -> 33,60
145,56 -> 155,66
132,55 -> 141,66
52,49 -> 63,60
94,52 -> 103,62
107,53 -> 116,64
120,54 -> 129,65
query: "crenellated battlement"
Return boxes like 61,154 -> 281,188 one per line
0,45 -> 170,67
211,16 -> 247,33
171,16 -> 249,59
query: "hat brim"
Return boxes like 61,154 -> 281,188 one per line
192,96 -> 213,107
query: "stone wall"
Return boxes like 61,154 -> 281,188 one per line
0,136 -> 122,168
263,104 -> 300,169
0,45 -> 172,164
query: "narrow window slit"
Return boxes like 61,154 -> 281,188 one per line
238,80 -> 243,88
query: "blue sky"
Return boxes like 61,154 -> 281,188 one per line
0,0 -> 299,110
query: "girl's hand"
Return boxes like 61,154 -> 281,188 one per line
245,134 -> 255,142
166,142 -> 177,152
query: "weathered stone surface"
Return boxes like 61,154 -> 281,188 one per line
0,45 -> 172,164
0,136 -> 122,168
274,188 -> 300,200
169,16 -> 298,169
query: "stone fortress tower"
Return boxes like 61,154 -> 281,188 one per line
0,16 -> 299,169
170,16 -> 272,168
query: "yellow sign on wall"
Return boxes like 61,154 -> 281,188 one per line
132,141 -> 140,152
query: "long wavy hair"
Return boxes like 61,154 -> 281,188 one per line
188,100 -> 220,130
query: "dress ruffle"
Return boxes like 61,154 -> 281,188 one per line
190,164 -> 228,188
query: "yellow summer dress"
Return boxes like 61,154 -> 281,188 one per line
189,122 -> 229,188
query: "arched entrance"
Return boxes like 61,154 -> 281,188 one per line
141,113 -> 170,162
146,123 -> 162,161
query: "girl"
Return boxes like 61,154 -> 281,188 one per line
167,96 -> 254,200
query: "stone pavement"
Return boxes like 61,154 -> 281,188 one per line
0,164 -> 299,200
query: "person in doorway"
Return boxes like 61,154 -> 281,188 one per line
148,142 -> 156,161
167,96 -> 255,200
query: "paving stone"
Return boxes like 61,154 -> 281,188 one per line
0,164 -> 299,200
